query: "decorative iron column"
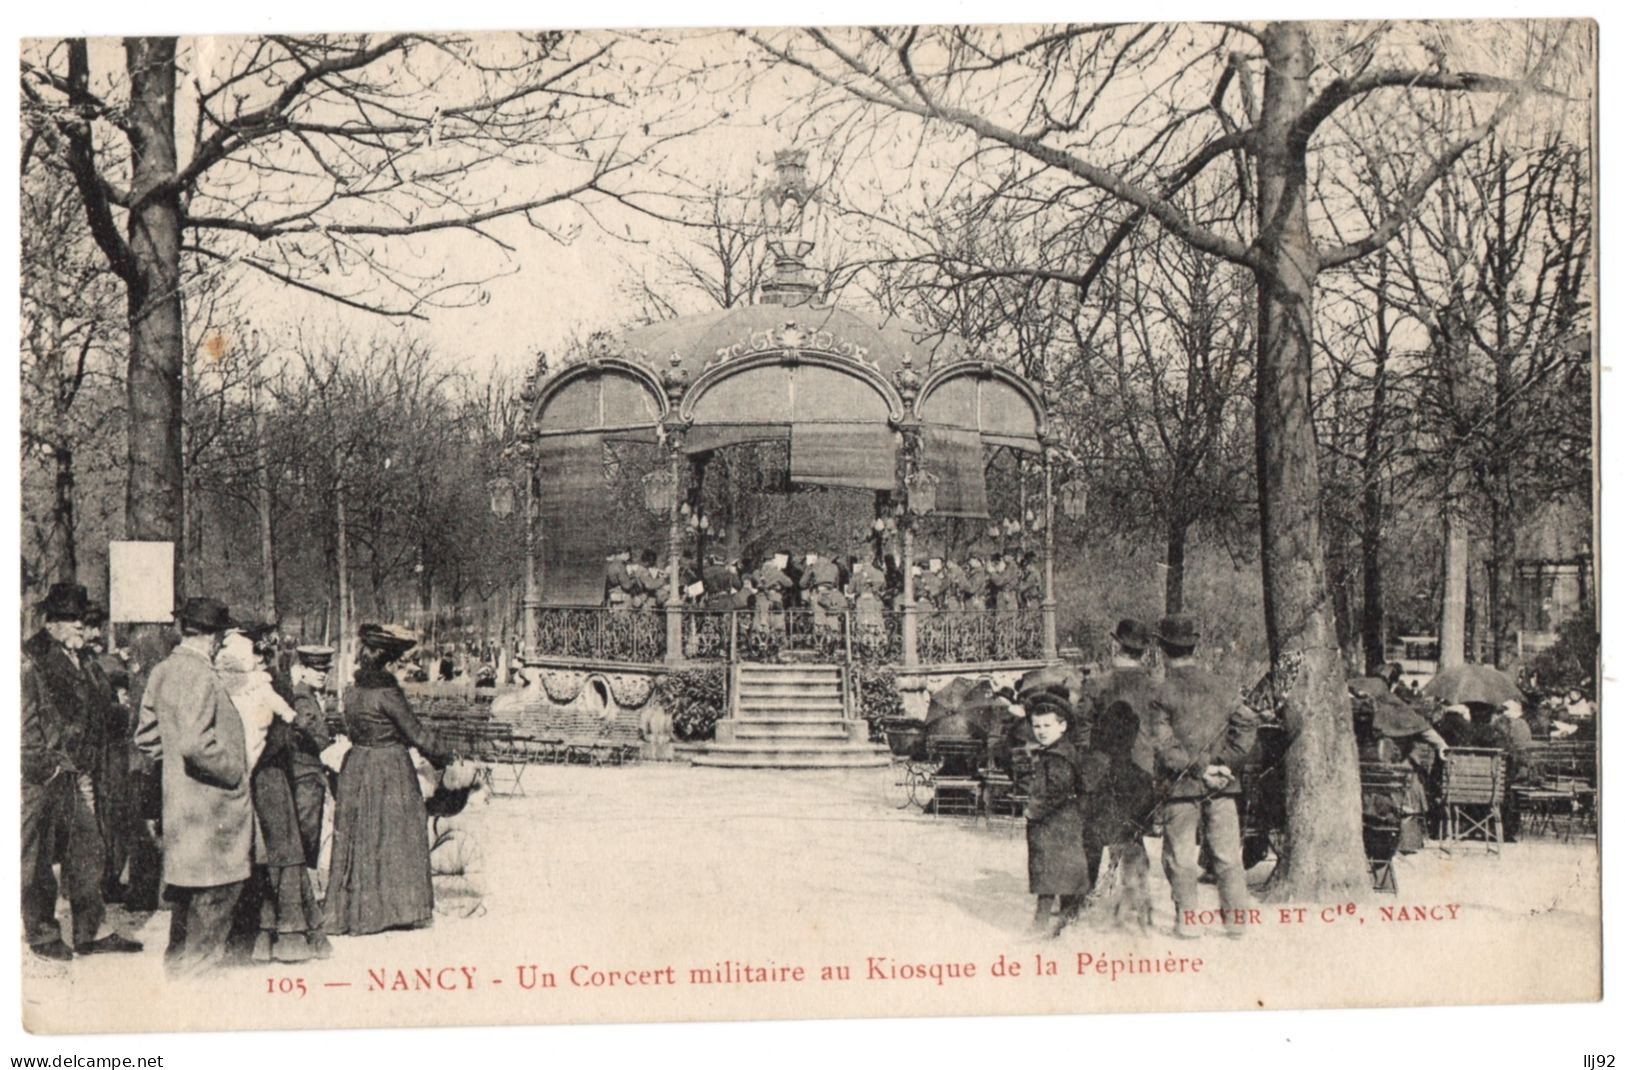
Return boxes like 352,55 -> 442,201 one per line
515,356 -> 546,664
662,355 -> 691,663
1040,434 -> 1059,663
894,355 -> 923,669
521,436 -> 540,662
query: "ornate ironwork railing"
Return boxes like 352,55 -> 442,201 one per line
536,606 -> 1039,665
536,607 -> 668,662
917,608 -> 1043,664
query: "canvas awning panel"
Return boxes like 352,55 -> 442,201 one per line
686,361 -> 895,428
917,372 -> 1042,452
682,423 -> 790,455
536,433 -> 610,607
789,424 -> 899,491
921,424 -> 989,518
535,366 -> 661,435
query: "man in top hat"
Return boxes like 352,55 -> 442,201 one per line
81,603 -> 137,905
287,645 -> 336,868
134,596 -> 253,977
1146,614 -> 1258,940
21,583 -> 144,960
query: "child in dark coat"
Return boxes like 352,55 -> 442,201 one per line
1024,694 -> 1098,936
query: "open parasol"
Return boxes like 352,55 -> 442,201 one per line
1421,664 -> 1522,707
1349,677 -> 1432,738
925,677 -> 1007,740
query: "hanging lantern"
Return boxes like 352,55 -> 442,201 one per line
1060,481 -> 1088,520
642,469 -> 678,515
487,476 -> 516,519
906,468 -> 938,516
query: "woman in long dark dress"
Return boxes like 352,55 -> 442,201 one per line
326,624 -> 449,936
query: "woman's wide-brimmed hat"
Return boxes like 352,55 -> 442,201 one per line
358,622 -> 419,660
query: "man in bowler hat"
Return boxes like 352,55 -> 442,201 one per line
1147,614 -> 1258,939
21,582 -> 143,960
134,597 -> 254,978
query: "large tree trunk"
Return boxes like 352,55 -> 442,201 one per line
253,388 -> 278,622
1487,492 -> 1516,666
122,38 -> 184,587
1253,22 -> 1366,900
1359,473 -> 1386,675
1163,518 -> 1186,615
53,445 -> 78,582
1439,490 -> 1469,669
1359,276 -> 1393,676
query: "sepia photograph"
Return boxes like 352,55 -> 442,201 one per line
7,7 -> 1607,1055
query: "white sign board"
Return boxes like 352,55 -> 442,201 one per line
108,540 -> 175,623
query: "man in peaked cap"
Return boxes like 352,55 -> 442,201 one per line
1146,614 -> 1258,940
287,645 -> 336,873
135,596 -> 252,977
21,583 -> 144,960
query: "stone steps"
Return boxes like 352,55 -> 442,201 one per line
686,662 -> 886,769
732,722 -> 851,741
688,740 -> 890,769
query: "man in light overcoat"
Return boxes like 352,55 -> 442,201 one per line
134,597 -> 253,978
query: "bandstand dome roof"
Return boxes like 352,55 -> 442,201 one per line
529,301 -> 1050,455
526,151 -> 1054,606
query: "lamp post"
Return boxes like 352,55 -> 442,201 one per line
507,353 -> 547,665
1040,436 -> 1061,663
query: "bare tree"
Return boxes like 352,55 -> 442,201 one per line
1400,135 -> 1592,666
748,20 -> 1586,896
20,32 -> 692,586
19,148 -> 126,589
1082,228 -> 1255,614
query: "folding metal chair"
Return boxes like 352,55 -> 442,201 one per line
1440,748 -> 1506,855
925,738 -> 984,817
1360,762 -> 1408,892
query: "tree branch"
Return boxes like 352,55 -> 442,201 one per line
1318,54 -> 1558,270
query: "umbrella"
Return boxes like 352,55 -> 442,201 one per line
1422,664 -> 1522,707
925,677 -> 1006,740
1017,664 -> 1084,702
1348,679 -> 1433,738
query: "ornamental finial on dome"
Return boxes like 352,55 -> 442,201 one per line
760,148 -> 819,308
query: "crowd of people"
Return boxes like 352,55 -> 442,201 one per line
997,614 -> 1257,940
1352,662 -> 1598,848
604,545 -> 1045,622
21,581 -> 460,978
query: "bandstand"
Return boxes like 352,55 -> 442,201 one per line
506,153 -> 1065,768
